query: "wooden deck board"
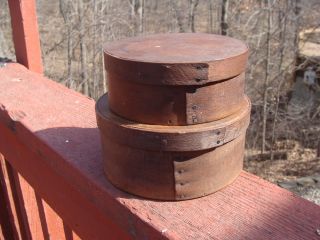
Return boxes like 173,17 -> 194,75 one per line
0,63 -> 319,240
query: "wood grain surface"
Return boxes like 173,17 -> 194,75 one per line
100,132 -> 245,200
8,0 -> 43,73
1,64 -> 319,240
96,94 -> 250,151
108,73 -> 246,125
104,33 -> 248,85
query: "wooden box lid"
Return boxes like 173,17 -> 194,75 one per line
96,94 -> 251,152
104,33 -> 248,86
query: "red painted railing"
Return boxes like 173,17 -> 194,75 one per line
0,1 -> 320,239
8,0 -> 43,73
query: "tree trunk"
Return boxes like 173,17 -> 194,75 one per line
67,27 -> 73,89
171,1 -> 186,32
129,0 -> 140,35
221,0 -> 228,35
208,0 -> 213,33
261,0 -> 273,154
91,0 -> 97,98
78,0 -> 89,96
270,0 -> 290,160
101,0 -> 107,94
59,0 -> 74,89
139,0 -> 145,34
189,0 -> 199,32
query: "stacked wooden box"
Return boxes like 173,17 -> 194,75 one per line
96,33 -> 251,200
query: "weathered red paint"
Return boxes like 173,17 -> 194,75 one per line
0,155 -> 17,240
8,0 -> 43,73
0,155 -> 26,240
0,64 -> 320,239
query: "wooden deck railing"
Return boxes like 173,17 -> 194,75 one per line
1,63 -> 320,240
1,0 -> 320,239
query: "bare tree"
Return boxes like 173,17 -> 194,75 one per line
77,0 -> 89,96
139,0 -> 145,34
171,0 -> 187,32
261,0 -> 273,154
101,0 -> 107,94
188,0 -> 199,32
129,0 -> 144,35
221,0 -> 228,35
59,0 -> 75,89
208,0 -> 213,33
91,0 -> 98,97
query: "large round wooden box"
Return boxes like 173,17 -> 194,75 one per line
96,95 -> 251,200
104,33 -> 248,125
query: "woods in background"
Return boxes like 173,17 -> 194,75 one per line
0,0 -> 319,158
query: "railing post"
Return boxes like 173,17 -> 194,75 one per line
8,0 -> 43,73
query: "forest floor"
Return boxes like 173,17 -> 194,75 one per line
245,143 -> 318,182
245,76 -> 320,205
245,146 -> 320,205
